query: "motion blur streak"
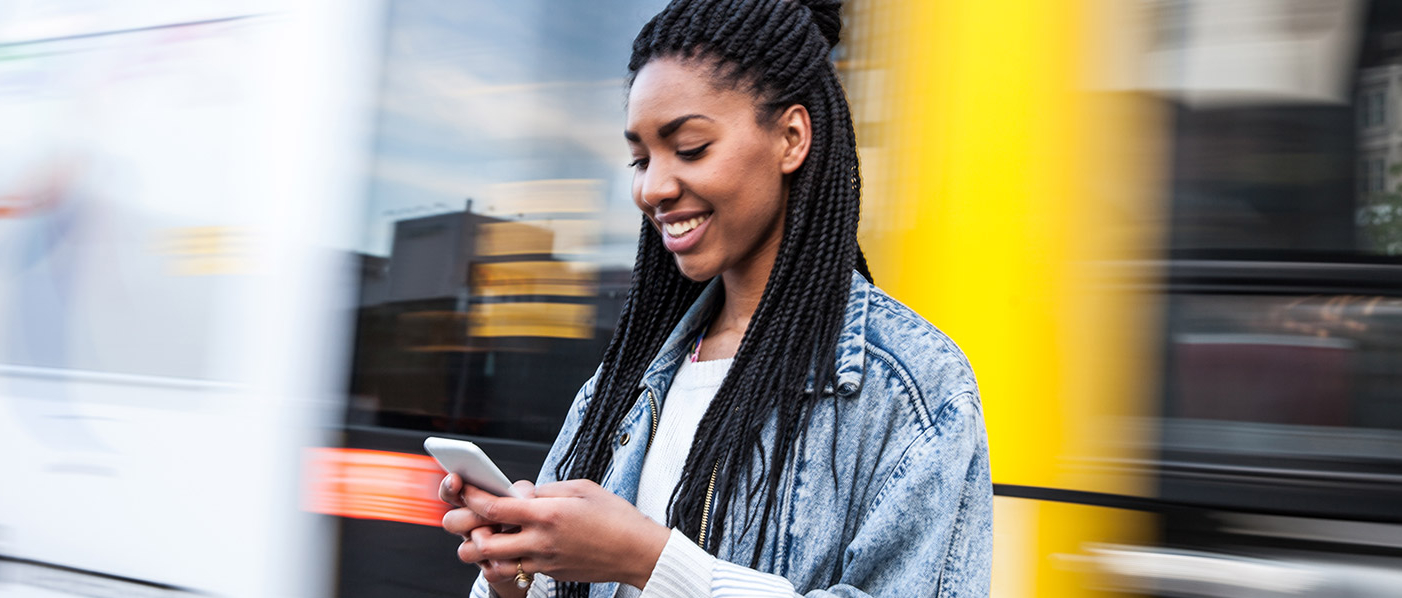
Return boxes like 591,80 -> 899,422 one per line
0,1 -> 383,597
302,448 -> 449,527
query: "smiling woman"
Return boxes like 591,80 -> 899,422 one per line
437,1 -> 991,597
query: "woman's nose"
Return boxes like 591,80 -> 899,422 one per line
638,162 -> 680,209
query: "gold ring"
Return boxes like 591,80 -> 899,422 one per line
515,561 -> 532,590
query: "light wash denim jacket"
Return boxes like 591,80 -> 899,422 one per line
474,273 -> 992,597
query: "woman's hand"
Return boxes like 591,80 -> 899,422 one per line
440,474 -> 536,597
456,479 -> 672,589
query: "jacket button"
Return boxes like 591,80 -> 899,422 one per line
619,433 -> 631,446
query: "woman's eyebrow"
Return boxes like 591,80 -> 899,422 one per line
658,114 -> 712,138
624,114 -> 714,142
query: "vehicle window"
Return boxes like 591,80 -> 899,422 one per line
1156,0 -> 1402,519
1160,1 -> 1402,257
1165,293 -> 1402,455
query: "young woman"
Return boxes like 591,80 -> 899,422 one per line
439,1 -> 991,596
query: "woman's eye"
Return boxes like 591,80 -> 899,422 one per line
677,143 -> 710,160
627,157 -> 649,170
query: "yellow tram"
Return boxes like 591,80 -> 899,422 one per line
844,2 -> 1402,596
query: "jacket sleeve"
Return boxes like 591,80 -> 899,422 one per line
639,392 -> 992,598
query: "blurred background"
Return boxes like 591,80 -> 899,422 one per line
2,0 -> 1401,597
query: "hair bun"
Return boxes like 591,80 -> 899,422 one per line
798,0 -> 842,48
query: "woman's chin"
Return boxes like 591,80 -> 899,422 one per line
673,255 -> 720,282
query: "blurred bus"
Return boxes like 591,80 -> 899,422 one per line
0,2 -> 381,597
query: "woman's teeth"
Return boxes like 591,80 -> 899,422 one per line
664,215 -> 708,237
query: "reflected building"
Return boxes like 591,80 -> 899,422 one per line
1356,65 -> 1395,197
1357,29 -> 1402,255
347,204 -> 629,441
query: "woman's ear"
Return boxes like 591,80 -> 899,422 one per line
778,104 -> 812,175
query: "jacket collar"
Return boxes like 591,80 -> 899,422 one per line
639,271 -> 869,398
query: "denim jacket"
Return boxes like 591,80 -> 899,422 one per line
476,272 -> 992,597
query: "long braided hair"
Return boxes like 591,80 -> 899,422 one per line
556,0 -> 866,592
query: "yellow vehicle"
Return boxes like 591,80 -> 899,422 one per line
845,1 -> 1402,596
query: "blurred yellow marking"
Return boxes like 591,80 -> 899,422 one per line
473,261 -> 597,297
469,302 -> 594,339
154,226 -> 253,276
477,221 -> 555,256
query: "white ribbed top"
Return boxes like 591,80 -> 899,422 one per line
636,356 -> 732,525
617,356 -> 731,598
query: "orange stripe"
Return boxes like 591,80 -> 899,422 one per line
302,447 -> 452,527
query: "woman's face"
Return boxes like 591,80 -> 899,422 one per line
625,57 -> 809,282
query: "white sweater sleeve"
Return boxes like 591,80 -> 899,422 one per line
468,529 -> 797,598
470,571 -> 491,598
637,528 -> 801,598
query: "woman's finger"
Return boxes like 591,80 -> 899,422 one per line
480,558 -> 529,585
441,506 -> 491,536
458,529 -> 517,564
457,544 -> 516,586
456,538 -> 485,565
530,479 -> 600,498
462,484 -> 536,526
470,523 -> 539,562
439,474 -> 464,507
469,524 -> 498,547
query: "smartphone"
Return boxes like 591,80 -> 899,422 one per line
423,437 -> 524,499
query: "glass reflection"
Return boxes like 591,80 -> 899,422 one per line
346,0 -> 666,444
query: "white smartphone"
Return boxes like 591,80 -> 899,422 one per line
424,437 -> 524,499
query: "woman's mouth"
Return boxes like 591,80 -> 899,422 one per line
660,212 -> 711,253
664,214 -> 708,237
